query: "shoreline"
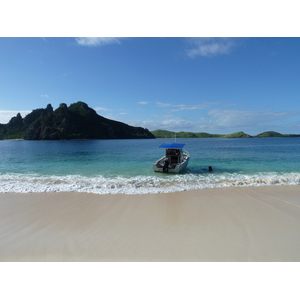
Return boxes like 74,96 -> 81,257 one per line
1,185 -> 300,262
1,172 -> 300,194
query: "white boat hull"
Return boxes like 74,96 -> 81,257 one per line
153,152 -> 190,173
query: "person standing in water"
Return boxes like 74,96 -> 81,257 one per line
163,157 -> 169,173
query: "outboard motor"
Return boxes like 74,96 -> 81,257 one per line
163,157 -> 169,173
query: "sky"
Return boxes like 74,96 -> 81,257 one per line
1,37 -> 299,135
1,2 -> 299,296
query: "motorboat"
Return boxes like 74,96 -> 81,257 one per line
153,143 -> 190,173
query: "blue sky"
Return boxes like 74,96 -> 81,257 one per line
1,37 -> 300,135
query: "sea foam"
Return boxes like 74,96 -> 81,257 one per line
0,172 -> 299,194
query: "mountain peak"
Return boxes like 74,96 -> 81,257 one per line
0,102 -> 155,140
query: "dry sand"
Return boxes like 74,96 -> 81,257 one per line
1,185 -> 300,261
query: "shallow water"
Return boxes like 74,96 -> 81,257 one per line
1,138 -> 300,194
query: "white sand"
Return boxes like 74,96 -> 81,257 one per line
1,185 -> 300,261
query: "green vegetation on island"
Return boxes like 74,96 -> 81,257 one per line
256,131 -> 300,138
151,130 -> 300,139
151,130 -> 223,138
222,131 -> 252,138
151,130 -> 251,138
2,105 -> 300,140
0,102 -> 155,140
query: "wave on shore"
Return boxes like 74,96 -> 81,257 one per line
1,172 -> 300,194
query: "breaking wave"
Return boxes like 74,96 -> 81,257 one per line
1,172 -> 300,194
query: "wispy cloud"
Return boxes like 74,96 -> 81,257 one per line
186,38 -> 237,58
41,94 -> 49,98
75,37 -> 126,47
125,108 -> 300,134
156,102 -> 172,107
138,101 -> 148,105
203,101 -> 237,107
156,102 -> 207,111
207,109 -> 300,129
94,107 -> 112,112
128,117 -> 196,132
171,104 -> 207,112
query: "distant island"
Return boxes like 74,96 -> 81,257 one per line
2,103 -> 299,140
151,129 -> 300,138
0,102 -> 155,140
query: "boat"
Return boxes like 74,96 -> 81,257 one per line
153,143 -> 190,173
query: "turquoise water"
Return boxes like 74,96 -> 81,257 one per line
1,138 -> 300,193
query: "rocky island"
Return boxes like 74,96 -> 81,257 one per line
0,102 -> 155,140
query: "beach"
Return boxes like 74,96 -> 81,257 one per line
1,185 -> 300,262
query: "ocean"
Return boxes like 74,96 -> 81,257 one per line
0,138 -> 300,194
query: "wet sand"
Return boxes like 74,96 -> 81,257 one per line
1,185 -> 300,261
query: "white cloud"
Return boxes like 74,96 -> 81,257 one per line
128,117 -> 195,131
0,111 -> 31,124
156,102 -> 207,111
41,94 -> 49,98
186,37 -> 236,58
203,101 -> 237,107
94,107 -> 112,112
171,104 -> 207,112
125,108 -> 300,134
75,37 -> 126,47
207,109 -> 300,129
138,101 -> 148,105
156,102 -> 172,107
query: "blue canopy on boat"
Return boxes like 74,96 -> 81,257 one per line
159,143 -> 186,149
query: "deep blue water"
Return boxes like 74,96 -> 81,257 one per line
1,138 -> 300,193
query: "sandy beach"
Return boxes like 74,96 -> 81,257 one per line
1,185 -> 300,262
